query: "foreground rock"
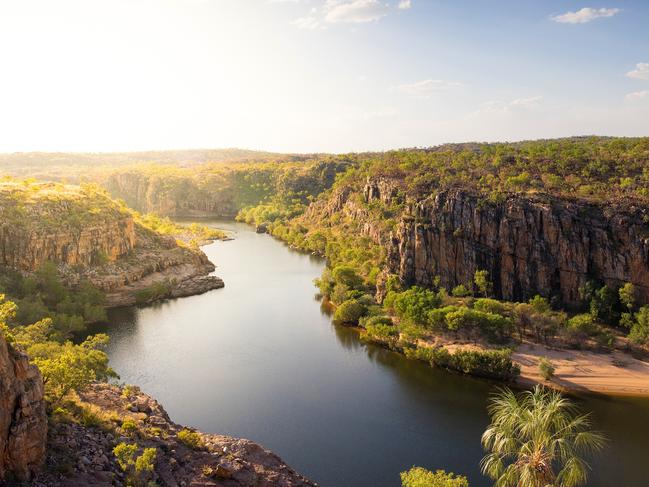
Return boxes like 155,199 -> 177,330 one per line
0,335 -> 47,481
30,384 -> 316,487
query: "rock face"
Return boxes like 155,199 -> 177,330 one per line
69,227 -> 225,308
33,383 -> 316,487
0,335 -> 47,481
388,188 -> 649,307
314,177 -> 649,307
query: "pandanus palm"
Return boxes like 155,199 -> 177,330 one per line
481,386 -> 605,487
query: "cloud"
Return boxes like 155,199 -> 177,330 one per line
551,7 -> 620,24
323,0 -> 388,23
625,90 -> 649,102
626,63 -> 649,81
474,96 -> 543,114
398,0 -> 411,9
397,79 -> 462,97
291,16 -> 322,29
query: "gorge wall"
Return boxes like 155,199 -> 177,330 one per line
0,181 -> 223,307
0,334 -> 47,481
334,178 -> 649,307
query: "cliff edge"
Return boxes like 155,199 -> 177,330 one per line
0,334 -> 47,481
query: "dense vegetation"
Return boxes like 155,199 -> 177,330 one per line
0,262 -> 106,338
1,294 -> 116,403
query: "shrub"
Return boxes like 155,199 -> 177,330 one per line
364,323 -> 399,343
538,357 -> 555,380
529,295 -> 550,314
567,314 -> 597,335
177,429 -> 204,449
400,467 -> 469,487
448,349 -> 520,380
451,285 -> 470,297
427,306 -> 459,330
473,298 -> 507,315
333,299 -> 366,325
135,281 -> 172,305
629,306 -> 649,345
388,287 -> 442,326
474,270 -> 492,297
113,443 -> 157,486
121,419 -> 138,434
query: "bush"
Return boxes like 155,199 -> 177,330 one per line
177,429 -> 204,449
629,306 -> 649,345
427,306 -> 459,330
538,357 -> 555,380
448,349 -> 520,380
451,285 -> 470,297
567,314 -> 597,335
400,467 -> 469,487
386,287 -> 442,326
113,442 -> 157,486
333,299 -> 366,325
473,298 -> 507,315
135,281 -> 172,305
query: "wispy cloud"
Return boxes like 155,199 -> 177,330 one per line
551,7 -> 620,24
292,16 -> 322,30
398,0 -> 411,10
324,0 -> 388,23
625,90 -> 649,102
397,79 -> 462,97
475,96 -> 543,114
627,63 -> 649,81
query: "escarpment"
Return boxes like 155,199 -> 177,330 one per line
101,171 -> 239,217
0,181 -> 223,308
0,334 -> 47,481
314,177 -> 649,307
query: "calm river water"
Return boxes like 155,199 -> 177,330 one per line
95,220 -> 649,486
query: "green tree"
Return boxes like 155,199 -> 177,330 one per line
481,386 -> 605,487
400,467 -> 469,487
333,299 -> 366,325
474,270 -> 492,297
618,283 -> 636,311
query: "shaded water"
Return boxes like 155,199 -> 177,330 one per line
94,220 -> 649,486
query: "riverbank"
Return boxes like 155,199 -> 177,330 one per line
362,328 -> 649,398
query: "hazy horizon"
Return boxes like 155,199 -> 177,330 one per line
1,0 -> 647,153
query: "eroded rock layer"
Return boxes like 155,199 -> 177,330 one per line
0,334 -> 47,481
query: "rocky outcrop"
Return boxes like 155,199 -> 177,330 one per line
0,335 -> 47,481
0,181 -> 224,308
33,384 -> 316,487
387,189 -> 649,307
67,227 -> 225,307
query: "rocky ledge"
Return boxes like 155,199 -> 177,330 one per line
27,383 -> 316,487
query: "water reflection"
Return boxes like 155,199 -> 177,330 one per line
94,220 -> 649,487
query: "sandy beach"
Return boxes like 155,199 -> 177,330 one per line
514,343 -> 649,397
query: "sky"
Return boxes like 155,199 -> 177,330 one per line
0,0 -> 647,153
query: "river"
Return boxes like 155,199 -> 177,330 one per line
95,220 -> 649,486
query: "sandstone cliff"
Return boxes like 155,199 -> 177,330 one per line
0,181 -> 223,308
0,334 -> 47,481
309,177 -> 649,307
